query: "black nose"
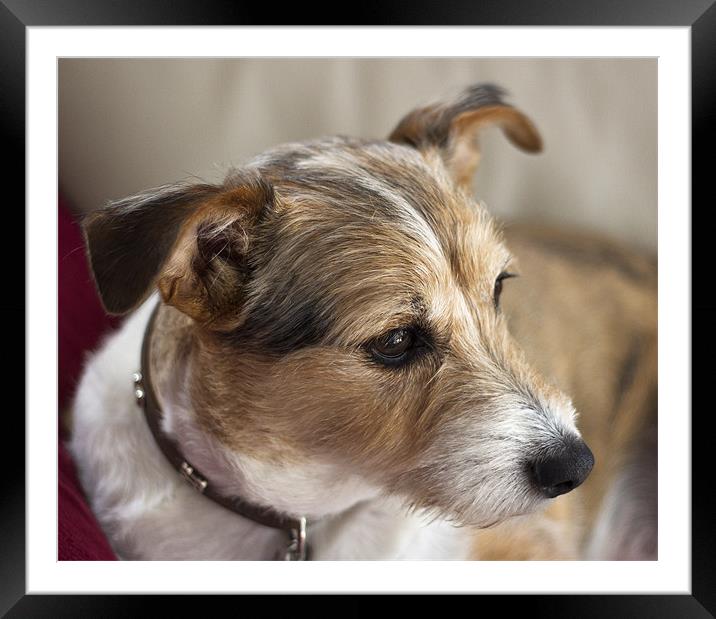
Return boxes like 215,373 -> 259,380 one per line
530,438 -> 594,498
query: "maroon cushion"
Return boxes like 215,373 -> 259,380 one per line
58,443 -> 117,561
58,196 -> 119,560
58,196 -> 120,412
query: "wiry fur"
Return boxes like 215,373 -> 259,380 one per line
68,83 -> 656,560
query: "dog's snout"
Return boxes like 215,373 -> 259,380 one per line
530,438 -> 594,498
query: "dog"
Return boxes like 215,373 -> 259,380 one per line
67,83 -> 657,560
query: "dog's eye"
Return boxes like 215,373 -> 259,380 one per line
494,272 -> 516,309
370,328 -> 415,365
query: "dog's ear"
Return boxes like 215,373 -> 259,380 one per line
389,83 -> 542,187
83,170 -> 273,330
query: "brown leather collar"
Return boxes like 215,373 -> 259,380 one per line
135,303 -> 308,560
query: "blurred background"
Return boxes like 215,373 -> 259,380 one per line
58,58 -> 656,252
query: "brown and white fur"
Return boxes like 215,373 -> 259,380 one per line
68,84 -> 657,560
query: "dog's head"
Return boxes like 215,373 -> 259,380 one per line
83,84 -> 593,527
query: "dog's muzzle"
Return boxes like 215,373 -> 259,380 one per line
529,437 -> 595,498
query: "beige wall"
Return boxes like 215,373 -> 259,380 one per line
59,58 -> 656,251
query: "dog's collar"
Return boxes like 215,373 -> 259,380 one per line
135,303 -> 309,561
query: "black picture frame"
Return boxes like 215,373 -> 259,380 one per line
5,1 -> 713,615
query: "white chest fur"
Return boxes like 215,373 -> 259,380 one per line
68,299 -> 469,560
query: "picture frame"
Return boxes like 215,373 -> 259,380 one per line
6,0 -> 712,614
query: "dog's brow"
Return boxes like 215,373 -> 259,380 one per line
382,296 -> 430,329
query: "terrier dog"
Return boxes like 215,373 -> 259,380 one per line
68,84 -> 657,560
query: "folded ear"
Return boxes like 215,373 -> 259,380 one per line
83,170 -> 273,330
389,83 -> 542,188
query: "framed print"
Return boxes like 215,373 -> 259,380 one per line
6,0 -> 713,615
